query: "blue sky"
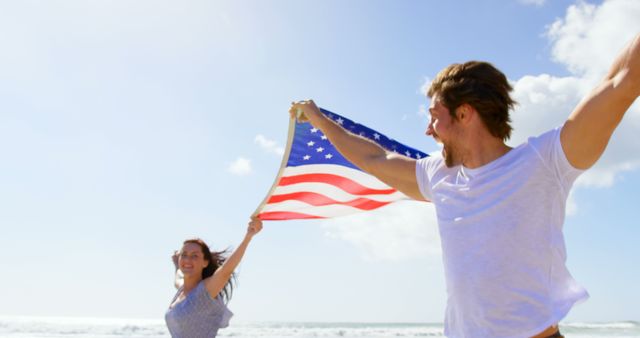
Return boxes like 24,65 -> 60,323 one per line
1,0 -> 639,323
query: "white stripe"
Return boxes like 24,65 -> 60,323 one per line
282,164 -> 391,189
261,200 -> 375,218
271,183 -> 407,202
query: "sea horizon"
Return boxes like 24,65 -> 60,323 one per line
1,315 -> 639,337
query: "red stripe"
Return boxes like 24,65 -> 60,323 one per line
258,211 -> 325,220
267,191 -> 391,210
278,173 -> 396,195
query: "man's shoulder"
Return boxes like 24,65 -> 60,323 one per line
418,150 -> 444,166
416,151 -> 449,177
523,127 -> 563,148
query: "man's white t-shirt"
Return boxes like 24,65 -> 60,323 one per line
416,127 -> 589,338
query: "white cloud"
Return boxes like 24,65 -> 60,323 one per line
510,74 -> 586,144
510,0 -> 640,190
322,201 -> 441,261
227,157 -> 252,176
419,76 -> 432,96
255,134 -> 285,156
547,0 -> 640,80
519,0 -> 546,6
417,77 -> 433,120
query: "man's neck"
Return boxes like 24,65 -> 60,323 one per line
461,136 -> 511,169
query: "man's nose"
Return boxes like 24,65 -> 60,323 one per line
426,121 -> 434,136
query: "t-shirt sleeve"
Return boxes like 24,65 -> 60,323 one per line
195,281 -> 225,312
416,156 -> 434,201
195,281 -> 234,327
529,126 -> 584,190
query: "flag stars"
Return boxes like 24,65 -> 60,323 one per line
303,155 -> 311,160
405,150 -> 412,157
373,133 -> 380,140
316,147 -> 324,153
310,127 -> 318,133
416,154 -> 422,159
325,154 -> 333,159
336,117 -> 344,125
307,141 -> 315,147
321,135 -> 328,140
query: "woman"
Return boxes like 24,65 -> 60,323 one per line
165,218 -> 262,337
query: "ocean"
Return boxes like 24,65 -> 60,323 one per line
1,316 -> 639,337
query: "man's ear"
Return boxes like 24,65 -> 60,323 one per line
456,103 -> 475,124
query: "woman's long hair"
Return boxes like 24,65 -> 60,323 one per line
183,238 -> 236,303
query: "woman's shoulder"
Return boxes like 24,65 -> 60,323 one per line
194,280 -> 227,304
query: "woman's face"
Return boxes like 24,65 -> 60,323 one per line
178,242 -> 209,278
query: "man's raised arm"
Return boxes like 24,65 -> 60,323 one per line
561,33 -> 640,170
289,100 -> 426,201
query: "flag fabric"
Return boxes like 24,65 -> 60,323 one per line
253,108 -> 428,220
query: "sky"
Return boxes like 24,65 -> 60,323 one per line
1,0 -> 639,324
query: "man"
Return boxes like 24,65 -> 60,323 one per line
290,33 -> 639,338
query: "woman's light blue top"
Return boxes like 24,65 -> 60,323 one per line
165,281 -> 233,338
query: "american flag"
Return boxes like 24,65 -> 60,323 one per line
254,108 -> 428,220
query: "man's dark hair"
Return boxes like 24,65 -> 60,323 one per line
428,61 -> 516,141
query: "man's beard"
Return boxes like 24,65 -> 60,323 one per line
432,130 -> 460,168
442,142 -> 459,168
